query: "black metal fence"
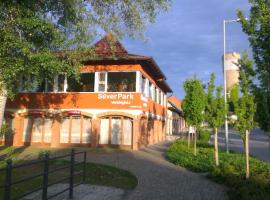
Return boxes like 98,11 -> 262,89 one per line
0,149 -> 86,200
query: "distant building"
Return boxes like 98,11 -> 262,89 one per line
224,52 -> 240,90
167,96 -> 186,135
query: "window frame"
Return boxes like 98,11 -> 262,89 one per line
67,72 -> 95,93
60,115 -> 92,145
107,71 -> 137,92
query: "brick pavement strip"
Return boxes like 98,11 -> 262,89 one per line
85,141 -> 228,200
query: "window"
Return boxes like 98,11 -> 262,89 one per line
98,72 -> 107,92
100,118 -> 109,144
67,73 -> 95,92
36,79 -> 54,92
32,118 -> 43,142
141,76 -> 148,96
20,75 -> 39,92
60,115 -> 92,144
22,116 -> 53,143
123,117 -> 132,145
57,74 -> 66,92
159,91 -> 162,104
160,92 -> 163,106
163,94 -> 167,106
23,117 -> 32,142
154,87 -> 157,101
20,75 -> 54,93
107,72 -> 136,92
44,118 -> 52,143
156,88 -> 159,103
71,116 -> 81,143
82,117 -> 91,143
60,117 -> 70,143
149,83 -> 153,100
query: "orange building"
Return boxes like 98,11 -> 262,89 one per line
1,34 -> 172,150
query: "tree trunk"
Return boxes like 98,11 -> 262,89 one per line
245,130 -> 250,179
214,128 -> 219,166
0,94 -> 7,130
194,131 -> 197,156
188,126 -> 190,149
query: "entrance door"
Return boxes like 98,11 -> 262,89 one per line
99,118 -> 109,144
99,116 -> 133,146
111,117 -> 121,145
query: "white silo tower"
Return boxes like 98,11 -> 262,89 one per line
224,52 -> 240,90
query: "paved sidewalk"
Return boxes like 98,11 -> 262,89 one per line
84,141 -> 228,200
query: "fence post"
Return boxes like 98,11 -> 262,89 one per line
83,151 -> 86,182
42,153 -> 50,200
69,149 -> 74,199
4,159 -> 12,200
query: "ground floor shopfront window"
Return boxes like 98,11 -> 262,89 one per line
22,116 -> 52,144
60,115 -> 91,144
99,116 -> 132,146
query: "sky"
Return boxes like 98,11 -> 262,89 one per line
122,0 -> 251,99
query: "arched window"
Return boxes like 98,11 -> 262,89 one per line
60,115 -> 92,144
22,114 -> 53,144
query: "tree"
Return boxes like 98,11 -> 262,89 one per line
182,77 -> 205,156
233,51 -> 256,179
238,0 -> 270,142
0,0 -> 171,129
205,73 -> 225,166
228,84 -> 239,113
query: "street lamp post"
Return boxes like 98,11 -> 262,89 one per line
223,18 -> 240,153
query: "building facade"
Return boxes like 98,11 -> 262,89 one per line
166,96 -> 186,135
1,34 -> 172,150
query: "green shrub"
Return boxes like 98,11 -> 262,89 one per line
198,129 -> 211,144
167,139 -> 270,200
38,150 -> 51,159
0,122 -> 12,138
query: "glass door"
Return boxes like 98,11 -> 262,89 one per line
111,117 -> 121,145
99,118 -> 109,144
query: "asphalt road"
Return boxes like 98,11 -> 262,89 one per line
210,128 -> 270,163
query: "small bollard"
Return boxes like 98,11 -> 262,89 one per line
42,153 -> 50,200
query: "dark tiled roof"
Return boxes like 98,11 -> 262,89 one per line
94,33 -> 128,57
91,34 -> 172,93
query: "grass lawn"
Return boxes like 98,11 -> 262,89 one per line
166,130 -> 270,200
0,146 -> 137,200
